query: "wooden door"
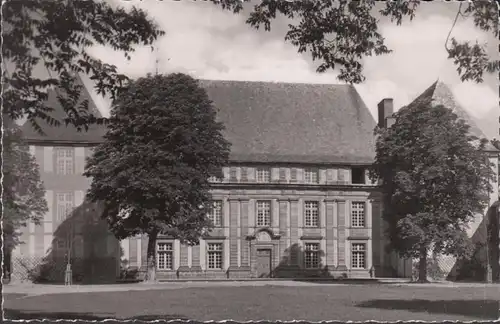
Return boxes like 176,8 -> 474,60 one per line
256,249 -> 272,278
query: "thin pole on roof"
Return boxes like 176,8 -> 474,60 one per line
155,47 -> 160,76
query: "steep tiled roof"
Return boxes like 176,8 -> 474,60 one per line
199,80 -> 377,164
22,78 -> 378,164
21,75 -> 106,145
411,81 -> 498,152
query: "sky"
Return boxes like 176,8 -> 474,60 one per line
81,1 -> 497,137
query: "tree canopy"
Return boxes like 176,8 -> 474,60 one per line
83,73 -> 231,280
2,0 -> 496,132
370,98 -> 495,282
2,117 -> 48,276
215,0 -> 498,84
2,0 -> 164,133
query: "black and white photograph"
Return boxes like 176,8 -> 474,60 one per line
2,0 -> 499,322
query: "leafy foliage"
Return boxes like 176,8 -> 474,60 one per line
84,73 -> 231,244
2,117 -> 48,253
214,0 -> 498,84
2,0 -> 164,133
370,97 -> 495,280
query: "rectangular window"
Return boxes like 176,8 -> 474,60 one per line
351,202 -> 366,228
208,200 -> 223,227
157,242 -> 173,270
55,147 -> 74,175
229,167 -> 237,182
256,200 -> 271,227
304,201 -> 319,227
304,243 -> 320,269
304,168 -> 319,184
279,168 -> 286,181
241,167 -> 248,182
351,167 -> 366,184
207,243 -> 223,269
56,192 -> 75,222
256,168 -> 271,183
208,175 -> 222,182
351,243 -> 366,269
290,168 -> 297,181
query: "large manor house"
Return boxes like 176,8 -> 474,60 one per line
11,77 -> 499,283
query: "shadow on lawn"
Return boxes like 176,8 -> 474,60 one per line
4,309 -> 189,321
357,299 -> 500,320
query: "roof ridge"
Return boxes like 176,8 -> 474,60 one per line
197,79 -> 350,87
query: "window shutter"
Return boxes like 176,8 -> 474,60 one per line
229,167 -> 237,182
241,167 -> 248,182
44,191 -> 54,222
290,168 -> 297,182
75,190 -> 85,208
75,147 -> 85,175
44,147 -> 54,173
279,168 -> 286,181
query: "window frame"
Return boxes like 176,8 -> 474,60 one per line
351,166 -> 366,184
207,200 -> 223,227
255,167 -> 271,183
304,200 -> 320,227
207,242 -> 224,270
157,241 -> 174,271
208,175 -> 222,183
351,243 -> 367,269
304,168 -> 319,184
56,192 -> 75,222
303,242 -> 321,269
256,200 -> 272,227
351,201 -> 366,228
55,147 -> 75,175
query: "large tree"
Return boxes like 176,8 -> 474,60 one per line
371,97 -> 495,282
83,73 -> 230,281
2,117 -> 48,279
2,1 -> 496,132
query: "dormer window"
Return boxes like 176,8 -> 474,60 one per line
208,175 -> 222,182
304,168 -> 319,184
256,168 -> 271,183
351,167 -> 366,184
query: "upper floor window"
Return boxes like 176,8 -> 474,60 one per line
304,168 -> 319,184
157,242 -> 173,270
56,192 -> 74,222
256,168 -> 271,183
208,200 -> 223,227
279,168 -> 286,182
351,202 -> 366,228
351,167 -> 366,184
256,200 -> 272,227
55,147 -> 74,175
304,201 -> 319,227
208,175 -> 222,182
229,167 -> 237,182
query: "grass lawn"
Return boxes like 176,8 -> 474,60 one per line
4,284 -> 499,321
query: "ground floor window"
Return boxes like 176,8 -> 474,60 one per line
207,243 -> 223,269
304,243 -> 320,268
157,242 -> 173,270
351,243 -> 366,269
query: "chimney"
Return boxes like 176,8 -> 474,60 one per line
377,98 -> 395,128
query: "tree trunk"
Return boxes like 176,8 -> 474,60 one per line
418,246 -> 428,283
145,231 -> 158,282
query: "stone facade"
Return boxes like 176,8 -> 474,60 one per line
123,165 -> 408,280
10,145 -> 121,284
